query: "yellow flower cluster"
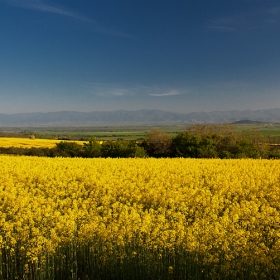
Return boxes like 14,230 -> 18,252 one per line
0,137 -> 82,148
0,156 -> 280,279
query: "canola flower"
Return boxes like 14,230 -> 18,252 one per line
0,156 -> 280,279
0,137 -> 82,149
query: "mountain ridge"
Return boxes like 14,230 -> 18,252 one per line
0,108 -> 280,126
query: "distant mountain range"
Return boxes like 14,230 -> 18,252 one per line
0,108 -> 280,126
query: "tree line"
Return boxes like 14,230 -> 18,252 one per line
1,124 -> 280,159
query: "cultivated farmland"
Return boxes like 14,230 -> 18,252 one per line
0,156 -> 280,279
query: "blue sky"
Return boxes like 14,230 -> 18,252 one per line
1,0 -> 280,113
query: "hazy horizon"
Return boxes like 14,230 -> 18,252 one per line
2,107 -> 280,116
1,1 -> 280,114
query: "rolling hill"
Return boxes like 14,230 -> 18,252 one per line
0,108 -> 280,126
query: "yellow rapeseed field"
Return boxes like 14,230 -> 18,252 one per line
0,156 -> 280,279
0,137 -> 82,148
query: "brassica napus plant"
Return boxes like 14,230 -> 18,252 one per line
0,156 -> 280,279
0,137 -> 82,148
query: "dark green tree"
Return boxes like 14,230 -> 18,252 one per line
56,141 -> 82,157
143,130 -> 173,157
83,138 -> 102,157
172,132 -> 218,158
230,139 -> 260,159
172,132 -> 201,158
198,137 -> 218,158
101,140 -> 147,158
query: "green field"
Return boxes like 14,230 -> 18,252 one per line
0,125 -> 188,140
1,123 -> 280,141
237,123 -> 280,136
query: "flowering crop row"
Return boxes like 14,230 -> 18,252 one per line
0,156 -> 280,279
0,137 -> 82,149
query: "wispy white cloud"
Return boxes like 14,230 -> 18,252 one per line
209,5 -> 280,33
149,90 -> 182,97
83,83 -> 183,98
2,0 -> 92,22
1,0 -> 133,37
83,82 -> 134,97
110,89 -> 130,96
208,17 -> 238,32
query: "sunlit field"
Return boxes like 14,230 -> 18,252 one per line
1,156 -> 280,279
0,137 -> 82,148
